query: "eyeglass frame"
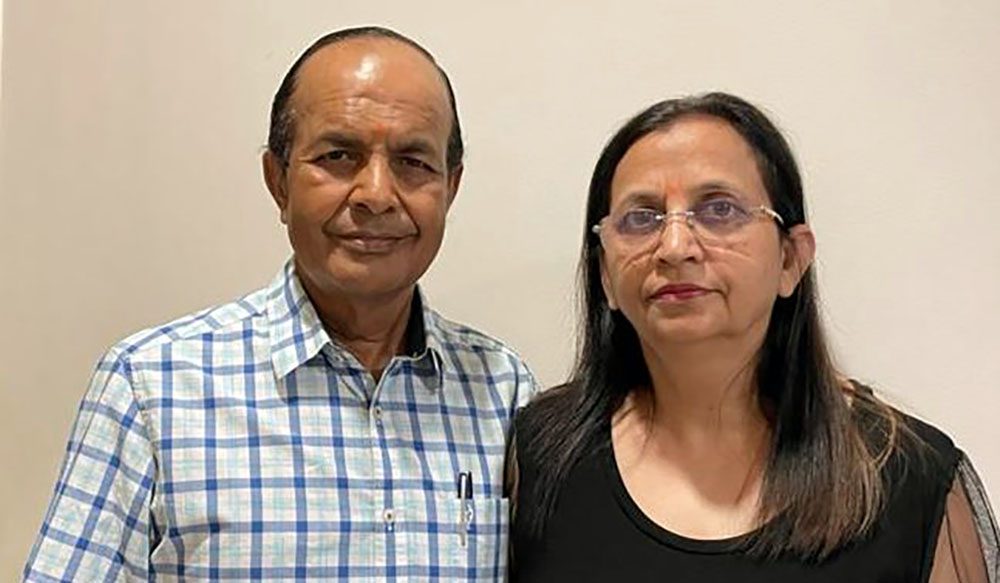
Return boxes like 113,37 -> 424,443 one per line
591,203 -> 785,248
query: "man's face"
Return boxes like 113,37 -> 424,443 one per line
264,38 -> 461,304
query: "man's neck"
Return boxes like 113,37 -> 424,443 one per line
300,277 -> 416,380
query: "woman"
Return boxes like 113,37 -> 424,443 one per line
509,93 -> 998,581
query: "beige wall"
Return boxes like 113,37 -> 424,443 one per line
1,0 -> 4,111
2,0 -> 998,576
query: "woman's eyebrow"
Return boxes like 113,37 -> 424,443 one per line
691,180 -> 746,195
617,190 -> 663,207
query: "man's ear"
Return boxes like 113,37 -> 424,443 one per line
599,254 -> 619,310
778,224 -> 816,298
263,151 -> 289,224
445,164 -> 463,209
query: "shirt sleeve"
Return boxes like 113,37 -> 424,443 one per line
503,356 -> 537,501
23,349 -> 157,582
513,357 -> 540,410
929,453 -> 999,583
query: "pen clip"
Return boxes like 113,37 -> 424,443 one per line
457,471 -> 473,500
457,471 -> 474,547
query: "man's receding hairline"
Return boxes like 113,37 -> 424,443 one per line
268,27 -> 464,172
286,36 -> 453,123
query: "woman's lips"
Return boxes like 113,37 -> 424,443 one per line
650,284 -> 710,302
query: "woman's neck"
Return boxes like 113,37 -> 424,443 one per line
638,332 -> 770,449
611,333 -> 774,539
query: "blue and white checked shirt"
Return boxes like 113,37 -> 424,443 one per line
24,260 -> 537,581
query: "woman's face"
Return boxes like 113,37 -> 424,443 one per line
599,114 -> 813,350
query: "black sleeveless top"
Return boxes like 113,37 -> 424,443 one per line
510,393 -> 960,582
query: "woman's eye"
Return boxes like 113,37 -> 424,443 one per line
707,201 -> 735,216
619,209 -> 661,232
697,200 -> 745,223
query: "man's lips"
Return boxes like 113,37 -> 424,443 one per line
338,231 -> 410,240
333,232 -> 413,253
649,283 -> 711,302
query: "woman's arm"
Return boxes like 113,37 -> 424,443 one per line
929,454 -> 999,583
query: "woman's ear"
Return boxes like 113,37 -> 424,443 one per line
599,254 -> 619,310
778,224 -> 816,298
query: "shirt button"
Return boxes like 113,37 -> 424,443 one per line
373,406 -> 384,423
383,508 -> 396,531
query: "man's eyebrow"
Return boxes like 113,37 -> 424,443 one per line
392,137 -> 441,158
310,131 -> 367,150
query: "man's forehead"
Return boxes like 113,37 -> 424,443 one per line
291,38 -> 451,122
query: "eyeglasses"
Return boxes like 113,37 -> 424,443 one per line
592,198 -> 784,252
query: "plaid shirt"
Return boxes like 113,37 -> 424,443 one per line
24,260 -> 537,581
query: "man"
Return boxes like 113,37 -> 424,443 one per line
25,27 -> 536,581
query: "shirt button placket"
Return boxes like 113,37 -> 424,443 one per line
382,508 -> 396,532
371,364 -> 399,568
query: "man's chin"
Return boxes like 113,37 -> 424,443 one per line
299,260 -> 421,297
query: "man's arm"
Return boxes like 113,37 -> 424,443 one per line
512,356 -> 540,412
23,349 -> 157,582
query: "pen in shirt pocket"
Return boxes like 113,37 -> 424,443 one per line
456,471 -> 474,547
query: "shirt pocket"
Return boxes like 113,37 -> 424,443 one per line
402,493 -> 510,581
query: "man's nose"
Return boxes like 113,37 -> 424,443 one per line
350,154 -> 398,215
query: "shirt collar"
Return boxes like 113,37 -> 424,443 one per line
267,258 -> 446,382
267,259 -> 332,380
407,288 -> 448,390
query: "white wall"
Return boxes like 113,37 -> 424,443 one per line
2,1 -> 998,576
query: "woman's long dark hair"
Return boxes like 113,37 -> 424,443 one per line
523,92 -> 905,560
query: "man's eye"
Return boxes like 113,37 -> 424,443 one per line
317,150 -> 354,162
313,149 -> 367,168
397,157 -> 436,173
